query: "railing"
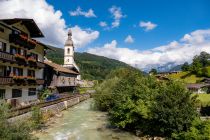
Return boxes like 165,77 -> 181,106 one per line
0,51 -> 45,69
0,76 -> 45,86
0,51 -> 15,62
0,76 -> 14,85
9,34 -> 36,50
36,79 -> 45,85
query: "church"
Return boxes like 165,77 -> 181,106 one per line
43,29 -> 80,93
63,30 -> 81,80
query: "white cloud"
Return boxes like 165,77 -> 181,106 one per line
99,21 -> 107,27
124,35 -> 134,43
71,25 -> 99,48
139,21 -> 157,31
0,0 -> 99,48
109,6 -> 126,28
88,29 -> 210,70
69,7 -> 96,18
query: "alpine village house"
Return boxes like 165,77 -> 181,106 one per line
0,18 -> 49,107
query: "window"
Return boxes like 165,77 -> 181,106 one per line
0,89 -> 5,99
0,41 -> 6,52
10,45 -> 26,56
28,88 -> 36,96
28,70 -> 35,77
5,66 -> 11,77
13,67 -> 23,76
67,48 -> 70,54
12,89 -> 22,98
0,66 -> 5,76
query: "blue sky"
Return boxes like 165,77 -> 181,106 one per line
47,0 -> 210,51
1,0 -> 210,70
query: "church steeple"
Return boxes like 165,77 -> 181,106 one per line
64,29 -> 74,68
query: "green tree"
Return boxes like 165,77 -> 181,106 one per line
202,67 -> 210,77
198,51 -> 210,67
149,68 -> 158,75
181,62 -> 190,71
191,56 -> 202,74
150,81 -> 198,137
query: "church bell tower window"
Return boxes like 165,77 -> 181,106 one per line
67,48 -> 70,54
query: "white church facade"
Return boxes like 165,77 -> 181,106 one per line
63,30 -> 81,80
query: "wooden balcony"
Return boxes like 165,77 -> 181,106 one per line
0,76 -> 14,85
36,79 -> 45,85
0,51 -> 15,62
9,34 -> 36,50
0,76 -> 45,86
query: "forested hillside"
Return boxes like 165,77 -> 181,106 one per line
46,46 -> 132,80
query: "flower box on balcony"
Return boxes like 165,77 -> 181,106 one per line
13,76 -> 26,80
27,76 -> 36,81
15,54 -> 26,60
28,57 -> 36,62
13,76 -> 26,85
27,76 -> 36,85
9,34 -> 36,50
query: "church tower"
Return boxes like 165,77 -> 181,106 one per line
64,29 -> 75,68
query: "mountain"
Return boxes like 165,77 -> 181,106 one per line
46,46 -> 132,80
168,64 -> 182,72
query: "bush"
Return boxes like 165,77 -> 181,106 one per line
31,106 -> 43,129
172,119 -> 210,140
150,81 -> 198,137
0,102 -> 36,140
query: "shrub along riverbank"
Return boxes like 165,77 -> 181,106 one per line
93,68 -> 210,139
0,104 -> 43,140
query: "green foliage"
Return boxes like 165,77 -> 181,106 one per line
149,68 -> 158,75
46,46 -> 132,80
202,67 -> 210,77
172,119 -> 210,140
39,88 -> 51,100
31,106 -> 43,129
0,102 -> 36,140
181,62 -> 190,71
94,68 -> 199,138
94,77 -> 120,111
150,81 -> 198,136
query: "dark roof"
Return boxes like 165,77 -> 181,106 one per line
0,18 -> 44,38
187,83 -> 210,89
44,61 -> 79,75
36,41 -> 54,50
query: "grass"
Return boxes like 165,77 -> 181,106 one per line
192,93 -> 210,107
168,71 -> 203,83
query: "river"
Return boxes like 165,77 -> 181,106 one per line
35,99 -> 139,140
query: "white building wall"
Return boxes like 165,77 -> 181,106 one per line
1,85 -> 38,105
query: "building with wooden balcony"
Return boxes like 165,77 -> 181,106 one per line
0,18 -> 49,107
44,60 -> 79,93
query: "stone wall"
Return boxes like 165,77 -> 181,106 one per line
8,94 -> 90,123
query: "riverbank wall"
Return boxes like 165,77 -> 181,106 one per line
8,94 -> 91,122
